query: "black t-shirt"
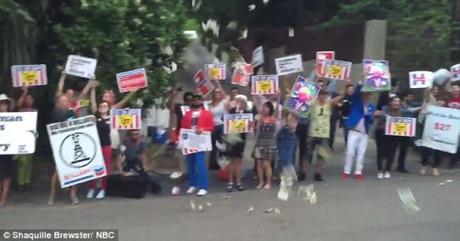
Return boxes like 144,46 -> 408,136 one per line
51,108 -> 76,123
174,103 -> 189,131
339,96 -> 353,118
97,117 -> 111,146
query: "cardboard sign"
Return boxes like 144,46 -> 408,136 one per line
251,75 -> 279,95
275,54 -> 304,76
193,69 -> 206,84
409,71 -> 433,89
47,116 -> 106,188
363,59 -> 391,92
116,68 -> 148,93
196,79 -> 215,97
0,112 -> 37,155
284,76 -> 320,117
110,109 -> 142,130
205,63 -> 226,80
11,65 -> 47,87
64,55 -> 97,79
321,59 -> 351,81
231,62 -> 253,86
315,51 -> 335,77
251,46 -> 264,67
385,116 -> 416,137
421,105 -> 460,153
451,64 -> 460,81
223,114 -> 254,134
179,128 -> 212,155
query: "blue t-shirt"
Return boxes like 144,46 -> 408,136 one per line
123,139 -> 147,162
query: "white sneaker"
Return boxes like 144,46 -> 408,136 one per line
186,186 -> 197,194
377,172 -> 384,179
86,189 -> 95,199
71,196 -> 80,205
171,186 -> 181,196
95,190 -> 105,200
196,189 -> 207,196
384,171 -> 391,179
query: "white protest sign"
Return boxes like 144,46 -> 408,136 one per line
0,112 -> 37,155
179,128 -> 212,155
251,46 -> 264,67
47,116 -> 106,188
64,55 -> 97,79
422,105 -> 460,153
409,71 -> 433,89
275,54 -> 303,76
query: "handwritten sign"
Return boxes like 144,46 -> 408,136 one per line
421,105 -> 460,153
116,68 -> 148,93
385,116 -> 416,137
275,54 -> 304,76
110,109 -> 142,130
363,59 -> 390,92
231,62 -> 253,86
251,75 -> 279,95
409,71 -> 433,89
251,46 -> 264,67
205,63 -> 226,80
315,51 -> 335,77
322,60 -> 351,81
11,65 -> 47,87
0,112 -> 37,155
284,75 -> 320,117
224,114 -> 254,134
64,55 -> 97,79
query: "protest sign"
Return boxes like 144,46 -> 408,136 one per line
64,55 -> 97,79
110,109 -> 142,130
409,71 -> 433,89
179,128 -> 212,155
363,59 -> 391,92
223,114 -> 254,134
275,54 -> 304,76
315,51 -> 335,77
321,60 -> 351,81
385,116 -> 416,137
116,68 -> 148,93
47,116 -> 106,188
196,79 -> 215,97
251,75 -> 279,95
0,112 -> 37,155
422,105 -> 460,153
231,62 -> 253,86
205,63 -> 226,80
251,46 -> 264,67
11,65 -> 47,87
284,76 -> 320,117
194,69 -> 206,84
451,64 -> 460,81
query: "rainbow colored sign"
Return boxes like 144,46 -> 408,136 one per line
284,75 -> 320,117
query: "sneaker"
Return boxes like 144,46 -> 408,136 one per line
263,184 -> 271,190
86,189 -> 95,199
355,174 -> 364,181
433,168 -> 440,176
196,189 -> 207,196
171,186 -> 181,196
226,183 -> 234,193
47,195 -> 55,206
420,166 -> 427,176
341,173 -> 350,180
377,172 -> 384,179
186,186 -> 197,194
95,190 -> 105,200
71,196 -> 80,205
314,173 -> 324,182
236,183 -> 244,192
384,171 -> 391,179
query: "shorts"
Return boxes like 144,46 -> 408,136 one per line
254,146 -> 277,161
306,137 -> 329,162
0,157 -> 15,180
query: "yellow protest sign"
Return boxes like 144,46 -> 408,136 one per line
20,71 -> 39,86
118,114 -> 134,127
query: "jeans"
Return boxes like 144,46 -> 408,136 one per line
277,127 -> 298,171
186,151 -> 208,189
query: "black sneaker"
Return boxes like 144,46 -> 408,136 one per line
226,183 -> 234,192
236,183 -> 244,192
314,173 -> 324,182
298,172 -> 306,181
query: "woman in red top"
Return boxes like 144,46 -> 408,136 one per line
181,94 -> 214,196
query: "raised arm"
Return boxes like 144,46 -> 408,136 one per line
113,90 -> 137,109
55,71 -> 66,97
90,86 -> 97,114
17,86 -> 28,110
77,79 -> 95,100
168,88 -> 180,112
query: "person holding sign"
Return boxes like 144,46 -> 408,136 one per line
0,94 -> 13,207
55,72 -> 95,117
181,94 -> 214,196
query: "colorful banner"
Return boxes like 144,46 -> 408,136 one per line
47,116 -> 106,188
275,54 -> 304,76
110,109 -> 142,130
193,69 -> 206,84
196,79 -> 215,97
223,114 -> 254,134
116,68 -> 148,93
179,128 -> 212,155
409,71 -> 433,89
205,63 -> 226,80
11,65 -> 47,87
422,105 -> 460,153
284,75 -> 320,117
251,46 -> 264,67
450,64 -> 460,81
231,62 -> 253,86
0,112 -> 37,155
385,116 -> 416,137
251,75 -> 279,95
315,51 -> 335,77
363,59 -> 391,92
321,59 -> 351,81
64,55 -> 97,79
